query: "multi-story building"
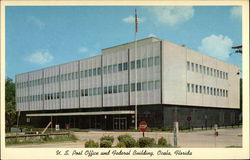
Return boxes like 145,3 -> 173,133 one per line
16,37 -> 240,130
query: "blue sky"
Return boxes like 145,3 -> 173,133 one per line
6,6 -> 242,80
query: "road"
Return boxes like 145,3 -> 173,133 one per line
8,128 -> 242,148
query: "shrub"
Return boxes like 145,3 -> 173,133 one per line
85,140 -> 99,148
100,135 -> 114,143
118,135 -> 137,148
138,137 -> 155,148
158,137 -> 167,146
116,142 -> 126,148
100,140 -> 112,148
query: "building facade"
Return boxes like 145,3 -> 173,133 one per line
16,37 -> 240,130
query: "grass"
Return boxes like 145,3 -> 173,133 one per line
6,134 -> 77,146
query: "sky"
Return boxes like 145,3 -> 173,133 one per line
6,6 -> 242,80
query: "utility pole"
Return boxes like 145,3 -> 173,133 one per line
134,8 -> 138,130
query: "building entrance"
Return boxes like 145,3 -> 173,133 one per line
113,117 -> 127,130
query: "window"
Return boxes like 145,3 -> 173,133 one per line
210,68 -> 213,76
207,67 -> 210,75
98,67 -> 102,75
223,72 -> 225,79
225,73 -> 228,80
187,83 -> 190,92
61,92 -> 65,99
187,61 -> 190,70
131,61 -> 135,69
203,86 -> 206,94
220,71 -> 222,78
195,85 -> 198,93
148,81 -> 154,90
124,84 -> 129,92
68,73 -> 71,80
220,89 -> 222,96
203,66 -> 206,74
214,88 -> 216,96
108,86 -> 112,94
155,80 -> 160,89
93,88 -> 97,95
199,85 -> 202,93
76,90 -> 79,97
123,62 -> 128,70
154,56 -> 160,65
72,90 -> 76,97
85,89 -> 88,96
199,65 -> 202,73
108,65 -> 112,73
214,69 -> 216,77
104,87 -> 107,94
191,63 -> 194,71
72,72 -> 75,79
113,64 -> 117,72
89,69 -> 92,77
142,82 -> 147,91
210,87 -> 213,95
142,58 -> 147,68
195,64 -> 198,72
226,90 -> 228,97
81,89 -> 84,96
113,85 -> 117,93
137,82 -> 141,91
81,71 -> 84,78
223,89 -> 225,97
118,84 -> 123,93
118,63 -> 123,71
89,88 -> 93,96
217,88 -> 219,96
217,70 -> 219,77
131,83 -> 136,92
191,84 -> 194,92
103,66 -> 107,74
207,87 -> 209,95
148,57 -> 153,67
136,59 -> 141,68
68,91 -> 72,98
85,70 -> 88,77
98,87 -> 102,95
93,68 -> 97,76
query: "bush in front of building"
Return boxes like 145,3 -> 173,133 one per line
115,141 -> 126,148
157,137 -> 171,147
138,137 -> 156,148
100,135 -> 114,143
117,134 -> 137,148
85,140 -> 99,148
100,140 -> 112,148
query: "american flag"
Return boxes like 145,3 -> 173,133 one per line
135,9 -> 138,32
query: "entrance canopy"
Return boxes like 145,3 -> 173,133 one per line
26,110 -> 135,117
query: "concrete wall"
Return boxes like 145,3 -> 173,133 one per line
162,40 -> 240,109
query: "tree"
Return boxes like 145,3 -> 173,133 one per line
5,77 -> 17,132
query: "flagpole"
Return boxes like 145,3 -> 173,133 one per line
134,8 -> 138,130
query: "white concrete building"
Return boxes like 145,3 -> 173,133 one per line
16,37 -> 240,129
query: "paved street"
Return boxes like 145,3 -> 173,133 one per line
8,128 -> 242,148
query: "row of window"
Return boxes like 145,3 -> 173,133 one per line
16,56 -> 160,89
17,80 -> 161,103
187,61 -> 228,80
187,83 -> 228,97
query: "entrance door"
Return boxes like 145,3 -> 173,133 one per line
113,117 -> 127,130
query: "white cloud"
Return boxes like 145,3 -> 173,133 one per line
230,7 -> 242,19
122,15 -> 145,23
148,33 -> 156,37
78,47 -> 88,53
26,50 -> 53,65
198,34 -> 233,60
147,6 -> 194,26
28,16 -> 45,29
